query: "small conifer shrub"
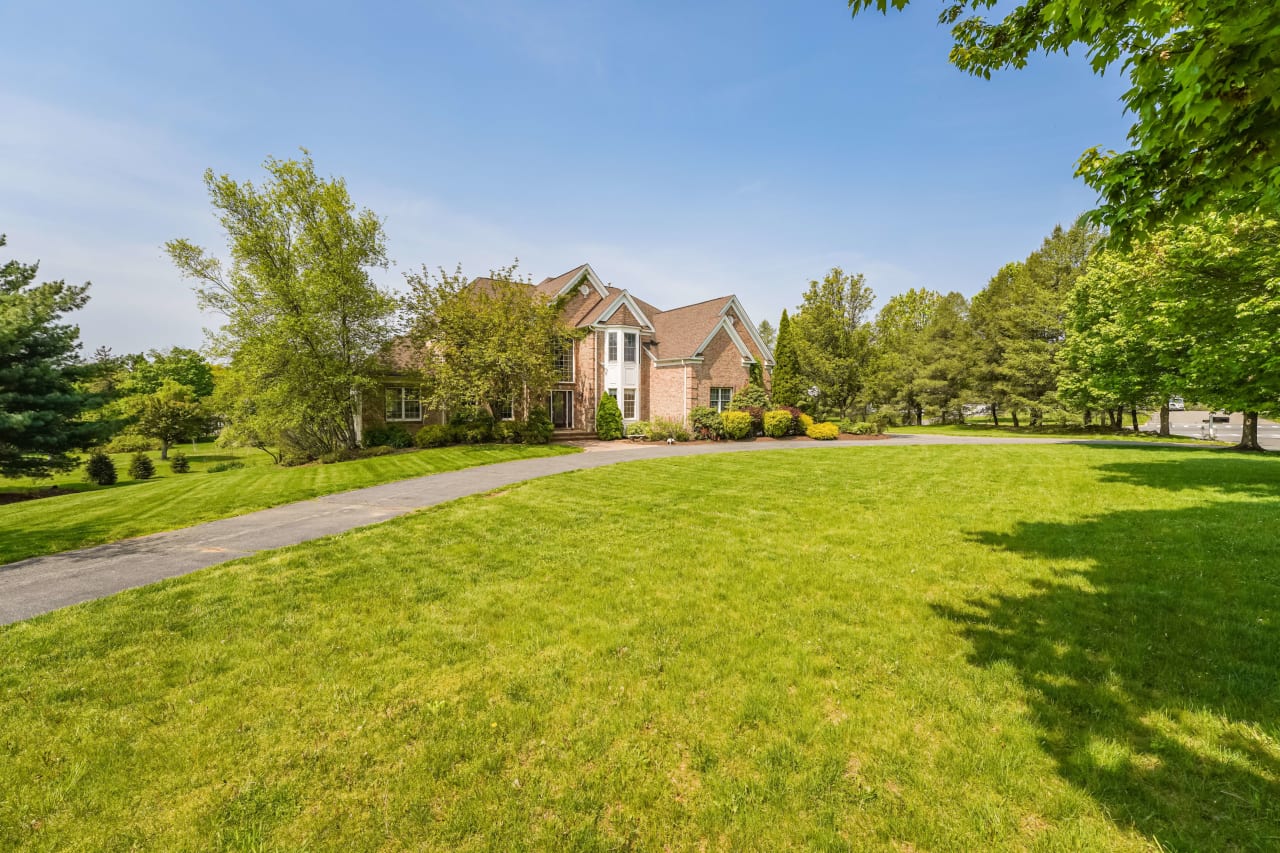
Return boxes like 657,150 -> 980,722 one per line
128,452 -> 156,480
85,451 -> 118,486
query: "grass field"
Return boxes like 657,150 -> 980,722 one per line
3,444 -> 1278,850
0,443 -> 577,565
892,422 -> 1222,444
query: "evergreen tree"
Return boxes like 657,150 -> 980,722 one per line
0,235 -> 103,478
128,451 -> 155,480
595,392 -> 623,440
770,310 -> 804,407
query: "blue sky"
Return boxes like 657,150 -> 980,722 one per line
0,0 -> 1130,354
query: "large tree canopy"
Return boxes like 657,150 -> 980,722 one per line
166,152 -> 396,459
848,1 -> 1280,239
0,235 -> 102,478
403,264 -> 575,416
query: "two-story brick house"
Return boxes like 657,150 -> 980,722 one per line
372,263 -> 773,438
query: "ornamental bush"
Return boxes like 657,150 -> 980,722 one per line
799,413 -> 815,433
449,408 -> 495,444
596,393 -> 623,440
807,421 -> 839,440
625,420 -> 652,439
414,424 -> 454,448
649,417 -> 691,442
363,424 -> 412,449
763,409 -> 794,438
169,451 -> 190,473
721,410 -> 753,440
519,407 -> 554,445
492,421 -> 518,444
728,384 -> 770,410
207,460 -> 246,473
688,406 -> 723,440
128,452 -> 155,480
775,405 -> 806,435
84,451 -> 117,485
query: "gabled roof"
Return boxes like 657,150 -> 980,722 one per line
593,290 -> 655,331
535,263 -> 609,300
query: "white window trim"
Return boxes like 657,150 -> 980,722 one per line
555,340 -> 575,384
385,385 -> 423,422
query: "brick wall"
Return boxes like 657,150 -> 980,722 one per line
692,329 -> 754,407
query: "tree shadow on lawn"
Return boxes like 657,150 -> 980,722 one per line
1091,450 -> 1280,498
939,500 -> 1280,849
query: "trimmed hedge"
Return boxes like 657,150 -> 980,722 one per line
721,410 -> 753,440
807,421 -> 839,440
363,424 -> 412,449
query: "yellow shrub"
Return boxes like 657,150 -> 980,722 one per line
806,421 -> 839,440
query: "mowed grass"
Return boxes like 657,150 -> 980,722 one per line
3,445 -> 1279,850
893,422 -> 1223,444
0,443 -> 577,564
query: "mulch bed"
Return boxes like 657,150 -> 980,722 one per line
0,486 -> 67,505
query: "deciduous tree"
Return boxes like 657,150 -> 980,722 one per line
166,152 -> 395,460
789,268 -> 875,417
847,1 -> 1280,240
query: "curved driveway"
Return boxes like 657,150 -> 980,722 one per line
0,433 -> 1204,625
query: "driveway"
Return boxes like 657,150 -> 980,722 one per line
0,433 -> 1220,625
1158,410 -> 1280,450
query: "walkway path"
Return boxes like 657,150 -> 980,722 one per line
0,433 -> 1198,625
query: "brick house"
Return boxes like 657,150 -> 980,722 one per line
370,263 -> 774,438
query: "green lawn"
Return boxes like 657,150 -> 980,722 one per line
893,422 -> 1223,444
3,445 -> 1279,850
1,440 -> 270,496
0,443 -> 577,564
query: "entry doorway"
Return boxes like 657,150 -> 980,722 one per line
549,390 -> 573,429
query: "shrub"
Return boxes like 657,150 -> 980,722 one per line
596,393 -> 623,440
319,448 -> 360,464
799,413 -> 815,433
763,409 -> 794,438
849,421 -> 878,435
649,417 -> 691,442
721,410 -> 753,440
169,451 -> 190,473
728,384 -> 770,410
871,411 -> 896,431
359,445 -> 396,457
807,421 -> 839,440
492,421 -> 518,444
208,460 -> 246,473
689,406 -> 723,440
84,451 -> 117,485
363,424 -> 412,449
625,420 -> 652,439
775,405 -> 805,435
519,407 -> 554,445
449,408 -> 495,444
414,424 -> 455,448
103,433 -> 158,453
128,452 -> 155,480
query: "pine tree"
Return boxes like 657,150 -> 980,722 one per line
0,235 -> 103,478
770,310 -> 804,407
128,452 -> 155,480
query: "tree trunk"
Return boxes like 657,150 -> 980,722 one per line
1238,411 -> 1264,451
1159,404 -> 1170,437
914,404 -> 923,426
1011,410 -> 1020,428
991,403 -> 1000,427
160,440 -> 170,461
1130,406 -> 1139,432
1083,408 -> 1092,426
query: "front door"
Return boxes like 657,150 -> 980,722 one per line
549,389 -> 573,429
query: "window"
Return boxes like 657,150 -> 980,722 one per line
622,389 -> 637,420
493,398 -> 514,421
607,331 -> 618,362
553,339 -> 574,383
623,332 -> 637,363
606,387 -> 618,399
710,387 -> 733,413
385,386 -> 422,421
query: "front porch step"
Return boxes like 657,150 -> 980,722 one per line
553,429 -> 594,441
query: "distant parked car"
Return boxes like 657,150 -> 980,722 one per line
1169,397 -> 1185,411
